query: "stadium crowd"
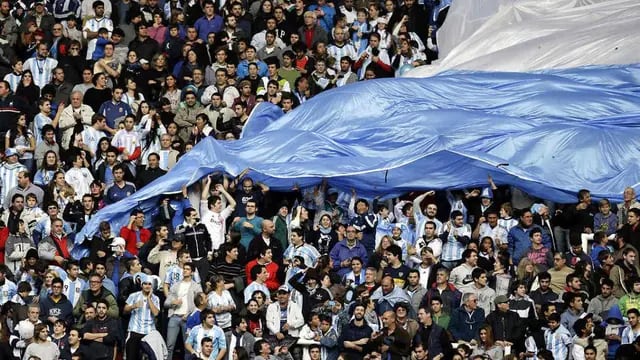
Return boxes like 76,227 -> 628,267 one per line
0,0 -> 639,360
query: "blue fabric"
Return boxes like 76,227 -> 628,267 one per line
73,64 -> 640,258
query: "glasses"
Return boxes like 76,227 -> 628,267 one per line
48,206 -> 58,210
89,280 -> 102,284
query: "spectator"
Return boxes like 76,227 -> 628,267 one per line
450,292 -> 484,342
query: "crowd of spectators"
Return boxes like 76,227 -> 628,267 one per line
0,0 -> 639,360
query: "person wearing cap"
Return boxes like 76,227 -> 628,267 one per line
123,273 -> 160,360
105,235 -> 134,288
485,294 -> 523,351
21,1 -> 55,36
266,284 -> 304,344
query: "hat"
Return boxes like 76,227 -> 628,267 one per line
377,17 -> 388,24
494,295 -> 509,305
327,187 -> 339,195
110,237 -> 126,248
579,312 -> 593,320
480,187 -> 493,199
140,58 -> 149,65
34,0 -> 45,5
183,85 -> 197,95
277,285 -> 290,293
4,148 -> 17,157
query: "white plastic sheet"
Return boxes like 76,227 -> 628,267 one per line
407,0 -> 640,77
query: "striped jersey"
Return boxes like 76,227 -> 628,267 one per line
111,129 -> 140,157
0,279 -> 17,305
34,113 -> 52,145
23,57 -> 58,89
63,277 -> 86,308
164,265 -> 201,290
186,324 -> 226,357
126,291 -> 160,334
4,73 -> 21,92
0,162 -> 27,208
283,243 -> 320,268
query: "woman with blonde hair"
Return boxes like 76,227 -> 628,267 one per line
516,257 -> 538,291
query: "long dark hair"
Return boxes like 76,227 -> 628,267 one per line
8,112 -> 28,147
40,150 -> 59,171
94,137 -> 111,161
143,112 -> 162,153
18,70 -> 34,88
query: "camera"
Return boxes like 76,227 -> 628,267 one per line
371,48 -> 380,56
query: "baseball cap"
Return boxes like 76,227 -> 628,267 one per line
277,285 -> 290,293
4,148 -> 17,157
494,295 -> 509,305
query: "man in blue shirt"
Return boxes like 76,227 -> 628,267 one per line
194,0 -> 223,42
105,164 -> 136,204
98,86 -> 132,129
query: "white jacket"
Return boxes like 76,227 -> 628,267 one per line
266,301 -> 304,337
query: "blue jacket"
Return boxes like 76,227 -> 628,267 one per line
329,240 -> 369,277
307,4 -> 335,33
449,306 -> 485,342
508,224 -> 551,264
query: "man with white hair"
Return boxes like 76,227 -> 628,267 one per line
58,91 -> 95,150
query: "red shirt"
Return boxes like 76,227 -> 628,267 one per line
120,226 -> 152,256
246,259 -> 280,291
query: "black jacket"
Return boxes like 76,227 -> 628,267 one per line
484,309 -> 523,344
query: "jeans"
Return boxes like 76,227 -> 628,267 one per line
166,315 -> 187,360
554,226 -> 570,254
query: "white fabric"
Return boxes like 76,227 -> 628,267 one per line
407,0 -> 640,77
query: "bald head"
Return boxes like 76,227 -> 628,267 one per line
262,219 -> 275,235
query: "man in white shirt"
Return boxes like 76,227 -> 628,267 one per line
65,153 -> 94,200
200,177 -> 236,252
